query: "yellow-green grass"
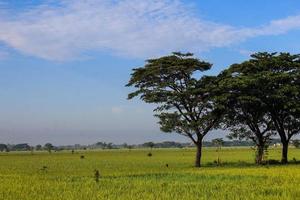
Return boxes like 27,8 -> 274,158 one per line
0,147 -> 300,200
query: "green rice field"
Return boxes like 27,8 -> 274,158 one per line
0,147 -> 300,200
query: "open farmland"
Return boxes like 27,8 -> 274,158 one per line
0,147 -> 300,200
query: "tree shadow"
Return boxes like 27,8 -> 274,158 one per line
205,158 -> 300,168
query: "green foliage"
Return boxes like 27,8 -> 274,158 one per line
218,52 -> 300,163
226,52 -> 300,141
127,52 -> 223,167
249,52 -> 300,163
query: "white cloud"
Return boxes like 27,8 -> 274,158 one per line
0,0 -> 299,61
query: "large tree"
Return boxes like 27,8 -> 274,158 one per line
217,65 -> 276,164
250,53 -> 300,163
126,52 -> 222,167
221,52 -> 300,163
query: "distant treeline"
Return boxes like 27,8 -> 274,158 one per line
1,138 -> 296,152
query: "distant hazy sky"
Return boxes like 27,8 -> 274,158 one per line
0,0 -> 300,145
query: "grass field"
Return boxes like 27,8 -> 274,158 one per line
0,147 -> 300,200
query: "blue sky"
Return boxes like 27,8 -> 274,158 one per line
0,0 -> 300,145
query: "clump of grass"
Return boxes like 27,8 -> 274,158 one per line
94,170 -> 100,183
147,152 -> 152,157
40,166 -> 48,173
213,159 -> 223,166
80,155 -> 85,159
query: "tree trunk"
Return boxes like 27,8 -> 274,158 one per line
256,144 -> 264,164
281,141 -> 289,164
195,142 -> 202,168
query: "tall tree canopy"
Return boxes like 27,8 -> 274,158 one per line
217,62 -> 276,164
220,52 -> 300,163
126,52 -> 222,167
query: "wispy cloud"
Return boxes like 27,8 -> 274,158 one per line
0,0 -> 300,61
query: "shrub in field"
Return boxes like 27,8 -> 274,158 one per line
40,166 -> 48,173
94,170 -> 100,183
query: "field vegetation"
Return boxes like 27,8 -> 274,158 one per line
0,148 -> 300,200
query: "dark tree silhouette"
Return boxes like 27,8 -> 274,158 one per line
127,52 -> 222,167
44,143 -> 54,153
143,142 -> 155,151
35,144 -> 42,151
219,52 -> 300,163
216,63 -> 276,164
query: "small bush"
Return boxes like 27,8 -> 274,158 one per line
40,166 -> 48,172
213,159 -> 222,166
94,170 -> 100,183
